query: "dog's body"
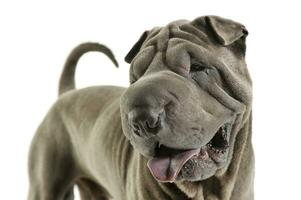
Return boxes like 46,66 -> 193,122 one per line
28,16 -> 254,200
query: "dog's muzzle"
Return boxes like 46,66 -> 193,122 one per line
120,71 -> 235,182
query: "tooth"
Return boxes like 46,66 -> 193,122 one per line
199,149 -> 208,159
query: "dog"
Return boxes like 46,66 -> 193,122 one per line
28,15 -> 253,200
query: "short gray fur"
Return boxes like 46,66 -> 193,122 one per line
28,15 -> 253,200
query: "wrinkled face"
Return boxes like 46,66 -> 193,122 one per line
120,16 -> 252,183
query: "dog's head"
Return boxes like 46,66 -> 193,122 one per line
120,16 -> 252,183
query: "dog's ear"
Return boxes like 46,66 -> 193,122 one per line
206,16 -> 248,46
125,31 -> 149,63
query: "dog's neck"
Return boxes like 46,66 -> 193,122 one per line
175,178 -> 220,200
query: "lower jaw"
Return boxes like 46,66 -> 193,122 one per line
177,149 -> 229,182
177,165 -> 217,182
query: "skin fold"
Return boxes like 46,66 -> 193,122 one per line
28,15 -> 253,200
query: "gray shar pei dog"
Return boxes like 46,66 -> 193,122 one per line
28,15 -> 253,200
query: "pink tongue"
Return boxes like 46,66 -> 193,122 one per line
147,149 -> 200,182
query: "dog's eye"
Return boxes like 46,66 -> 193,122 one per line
190,63 -> 210,74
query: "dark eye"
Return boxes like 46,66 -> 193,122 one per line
190,63 -> 209,73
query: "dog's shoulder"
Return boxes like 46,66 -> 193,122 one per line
51,85 -> 126,120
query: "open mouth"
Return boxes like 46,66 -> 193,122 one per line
147,123 -> 232,182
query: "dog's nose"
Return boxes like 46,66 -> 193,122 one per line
128,109 -> 163,137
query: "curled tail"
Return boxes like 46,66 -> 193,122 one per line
58,42 -> 118,96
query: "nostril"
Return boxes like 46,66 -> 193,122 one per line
145,120 -> 158,130
128,109 -> 164,137
133,128 -> 141,136
145,112 -> 162,129
144,111 -> 163,135
131,122 -> 143,137
132,123 -> 140,130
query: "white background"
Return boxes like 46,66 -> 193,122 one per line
0,0 -> 300,199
